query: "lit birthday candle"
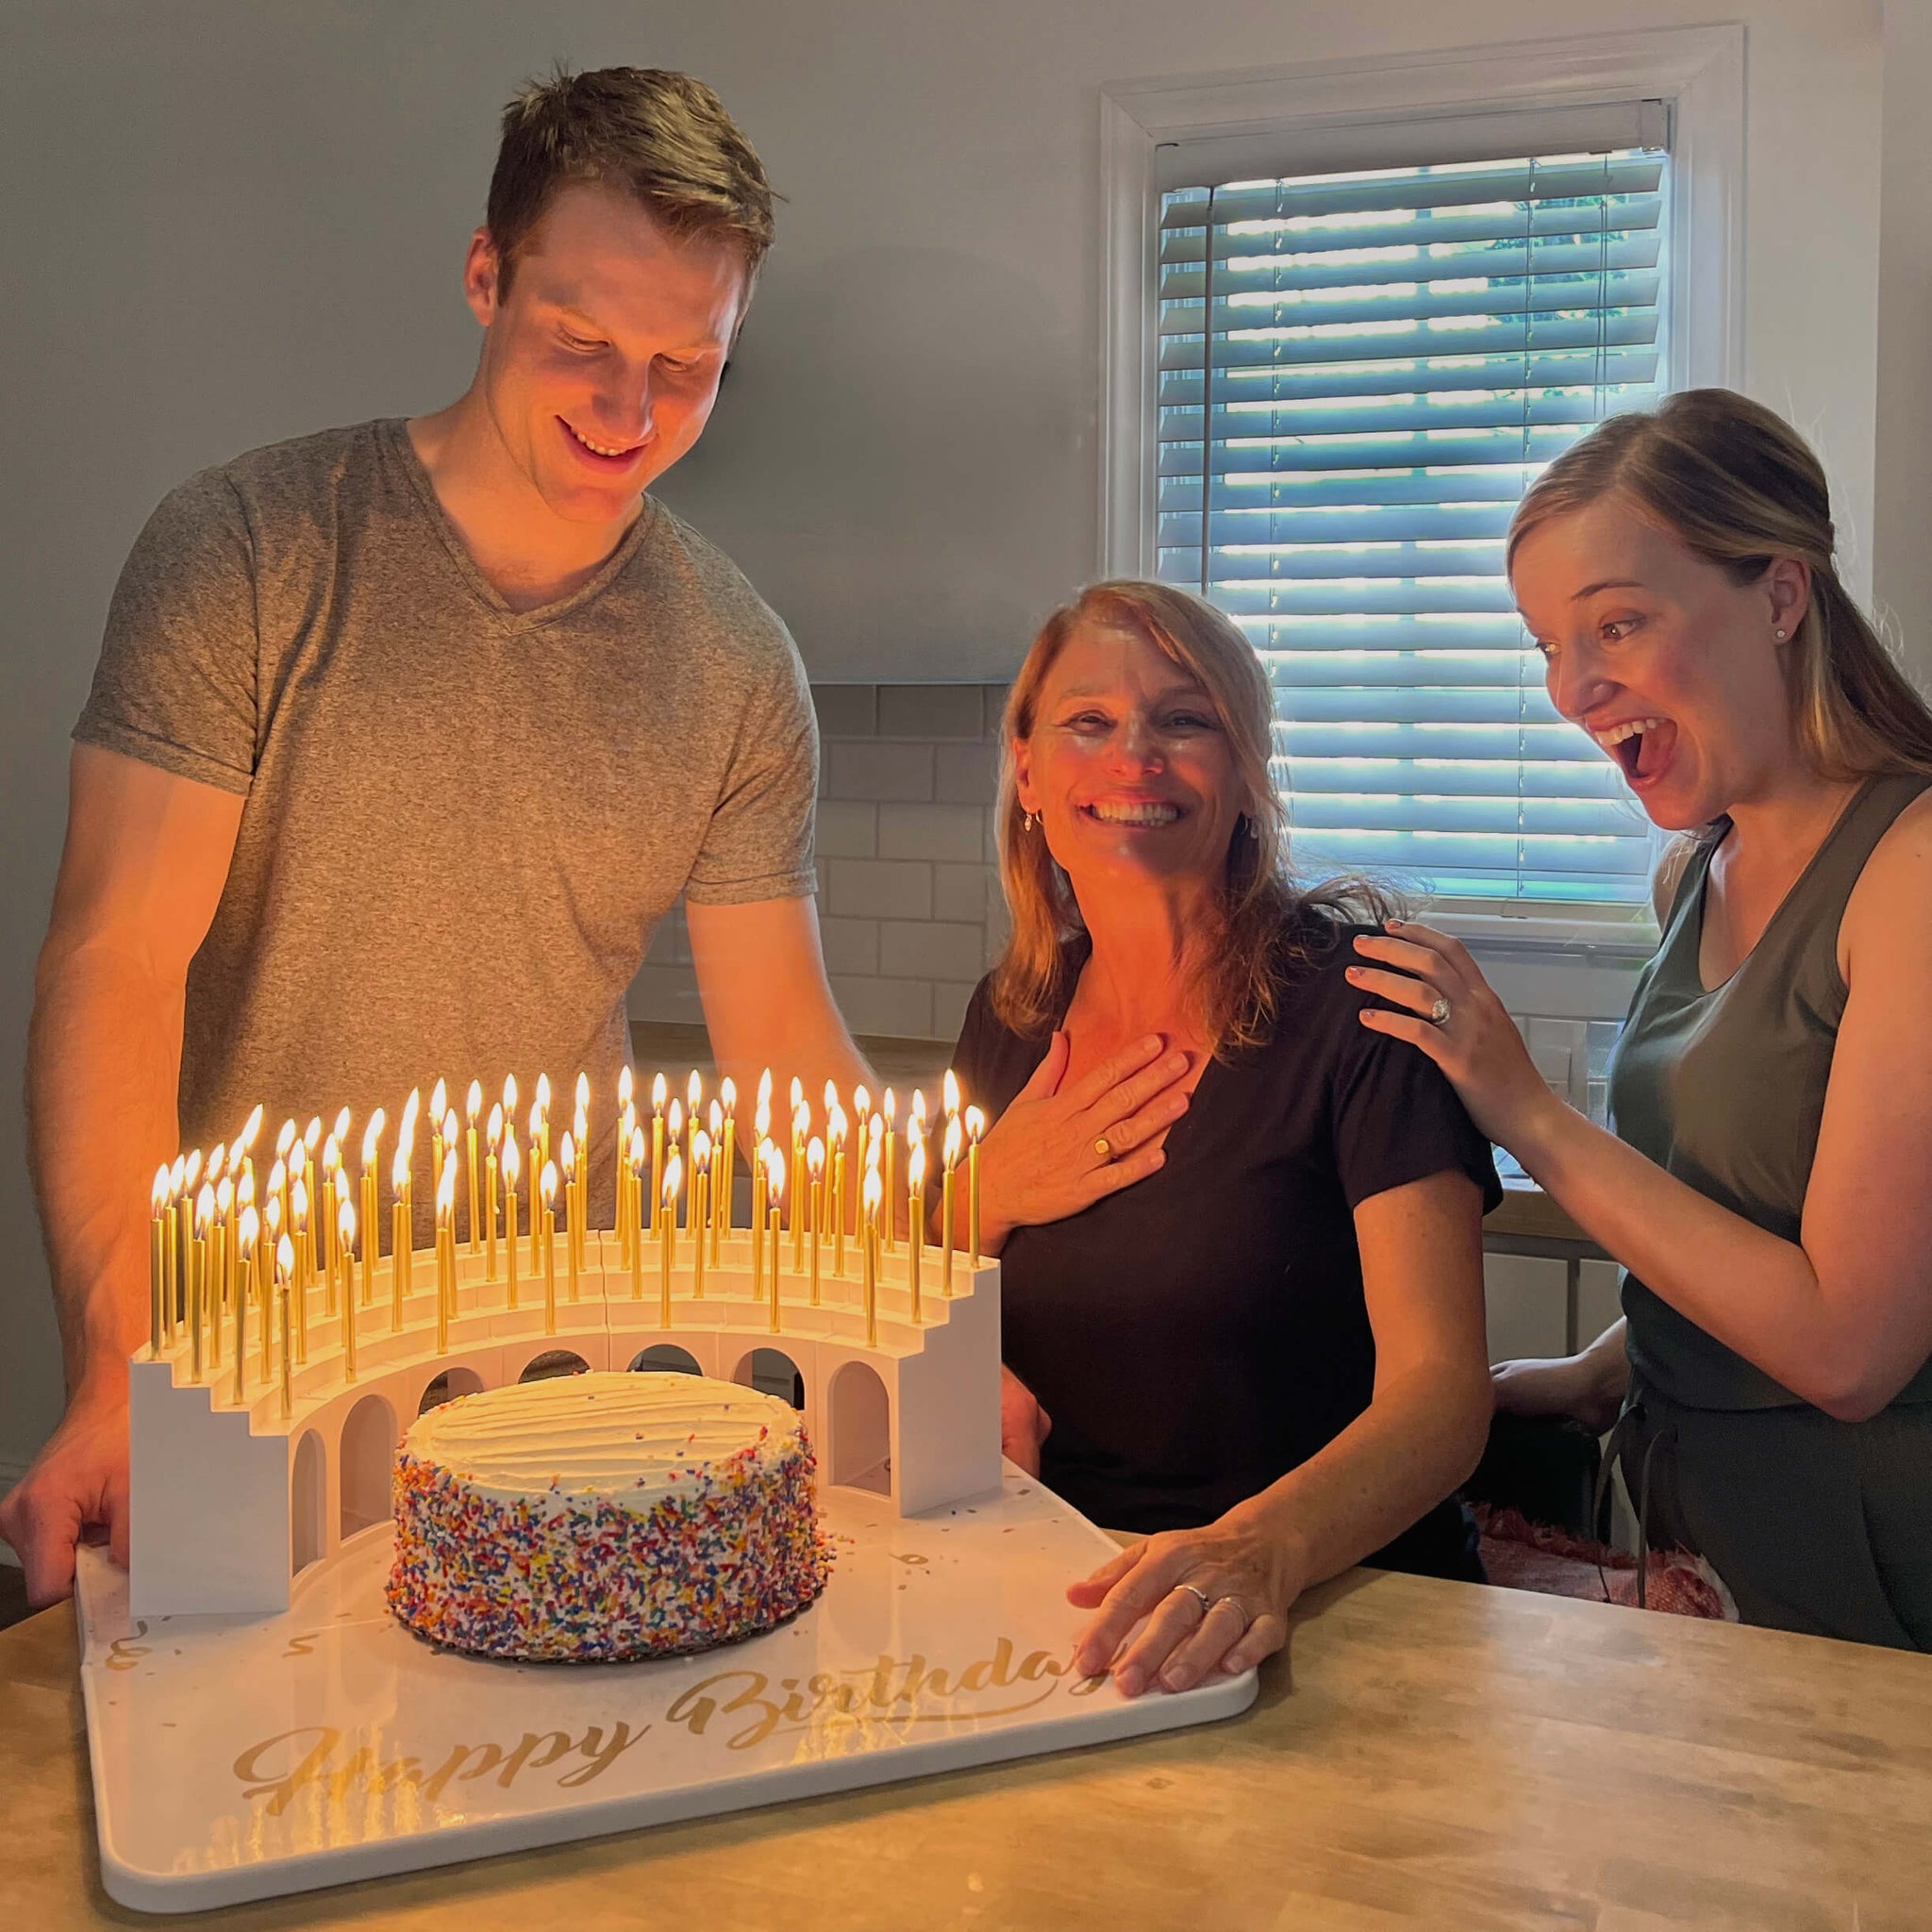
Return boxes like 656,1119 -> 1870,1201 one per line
750,1125 -> 768,1299
261,1191 -> 282,1375
766,1146 -> 786,1332
214,1174 -> 234,1356
541,1160 -> 558,1338
165,1156 -> 184,1337
191,1183 -> 213,1383
882,1089 -> 897,1254
465,1081 -> 482,1253
338,1198 -> 358,1381
526,1098 -> 545,1270
359,1110 -> 384,1305
573,1073 -> 590,1249
275,1234 -> 295,1419
907,1137 -> 926,1322
436,1160 -> 456,1353
659,1149 -> 682,1325
534,1072 -> 552,1185
233,1206 -> 258,1403
275,1118 -> 295,1167
965,1105 -> 985,1268
666,1097 -> 684,1217
650,1073 -> 667,1230
429,1078 -> 448,1197
485,1103 -> 503,1279
628,1125 -> 646,1299
618,1065 -> 636,1249
691,1130 -> 712,1299
862,1164 -> 882,1346
560,1133 -> 579,1300
854,1086 -> 871,1234
148,1166 -> 168,1356
828,1106 -> 848,1276
943,1067 -> 961,1124
708,1099 -> 724,1260
719,1077 -> 738,1243
791,1097 -> 808,1269
319,1137 -> 339,1310
685,1071 -> 702,1192
502,1130 -> 522,1309
808,1136 -> 824,1306
391,1137 -> 411,1327
942,1114 -> 963,1295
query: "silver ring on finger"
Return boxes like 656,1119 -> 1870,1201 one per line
1170,1581 -> 1210,1619
1427,995 -> 1451,1026
1211,1594 -> 1253,1636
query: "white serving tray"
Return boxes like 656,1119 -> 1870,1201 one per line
76,1466 -> 1256,1913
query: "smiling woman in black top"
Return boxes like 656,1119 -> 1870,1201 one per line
943,581 -> 1499,1700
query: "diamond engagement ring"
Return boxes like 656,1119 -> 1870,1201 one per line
1172,1582 -> 1211,1617
1428,995 -> 1451,1025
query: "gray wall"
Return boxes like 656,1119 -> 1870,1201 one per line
0,0 -> 1917,1484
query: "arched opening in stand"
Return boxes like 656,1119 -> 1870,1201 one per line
339,1393 -> 398,1540
733,1347 -> 804,1410
517,1349 -> 590,1383
827,1360 -> 891,1495
628,1343 -> 701,1375
417,1365 -> 485,1414
291,1430 -> 325,1573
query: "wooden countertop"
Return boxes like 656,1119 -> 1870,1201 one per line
8,1569 -> 1931,1928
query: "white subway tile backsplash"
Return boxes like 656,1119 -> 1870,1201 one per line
828,974 -> 934,1039
936,742 -> 1000,805
878,803 -> 991,864
879,920 -> 985,981
933,860 -> 989,924
827,741 -> 937,803
878,684 -> 983,740
818,916 -> 881,976
932,981 -> 978,1045
825,858 -> 934,922
811,685 -> 877,738
814,800 -> 878,858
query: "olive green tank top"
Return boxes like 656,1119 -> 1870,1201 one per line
1609,771 -> 1932,1409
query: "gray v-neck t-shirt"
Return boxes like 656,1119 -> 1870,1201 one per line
75,418 -> 817,1184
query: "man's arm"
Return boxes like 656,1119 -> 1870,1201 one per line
0,745 -> 242,1605
685,896 -> 872,1102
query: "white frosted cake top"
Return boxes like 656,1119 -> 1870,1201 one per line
402,1371 -> 802,1512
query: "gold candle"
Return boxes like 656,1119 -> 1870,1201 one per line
275,1235 -> 294,1419
908,1139 -> 926,1323
260,1193 -> 280,1377
659,1151 -> 682,1325
628,1126 -> 646,1299
339,1199 -> 358,1381
233,1208 -> 258,1402
808,1137 -> 824,1307
831,1124 -> 847,1277
965,1106 -> 985,1271
853,1087 -> 871,1237
750,1134 -> 768,1299
189,1188 -> 210,1383
862,1166 -> 881,1346
503,1132 -> 521,1310
791,1097 -> 808,1270
207,1214 -> 226,1374
391,1140 -> 412,1327
882,1089 -> 897,1254
707,1099 -> 724,1262
541,1161 -> 558,1338
429,1077 -> 448,1204
561,1135 -> 579,1302
148,1167 -> 168,1357
650,1073 -> 667,1237
359,1109 -> 385,1305
289,1174 -> 310,1361
719,1077 -> 738,1243
942,1114 -> 961,1296
767,1148 -> 785,1332
527,1098 -> 546,1272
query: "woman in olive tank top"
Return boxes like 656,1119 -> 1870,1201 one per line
1348,390 -> 1932,1650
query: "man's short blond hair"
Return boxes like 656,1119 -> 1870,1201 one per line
487,66 -> 776,294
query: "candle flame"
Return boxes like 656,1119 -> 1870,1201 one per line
335,1105 -> 353,1143
884,1088 -> 896,1124
305,1116 -> 322,1152
863,1167 -> 882,1217
869,1111 -> 883,1143
824,1078 -> 838,1114
912,1089 -> 927,1125
662,1151 -> 683,1207
943,1069 -> 960,1115
829,1105 -> 847,1145
442,1108 -> 458,1146
793,1100 -> 810,1137
766,1148 -> 786,1203
275,1233 -> 294,1282
808,1136 -> 824,1177
361,1108 -> 385,1168
573,1104 -> 587,1144
708,1099 -> 723,1138
208,1141 -> 227,1183
652,1071 -> 667,1111
238,1169 -> 255,1210
339,1197 -> 356,1252
855,1085 -> 870,1120
687,1070 -> 702,1112
150,1165 -> 170,1214
540,1159 -> 557,1207
619,1065 -> 634,1108
758,1068 -> 774,1109
402,1088 -> 421,1135
945,1116 -> 964,1167
169,1154 -> 186,1197
241,1103 -> 264,1150
290,1176 -> 308,1228
184,1147 -> 202,1191
323,1133 -> 339,1174
502,1138 -> 520,1191
194,1183 -> 214,1232
275,1120 -> 296,1160
668,1098 -> 683,1139
504,1073 -> 518,1114
721,1075 -> 737,1114
628,1125 -> 645,1170
487,1104 -> 503,1149
528,1100 -> 542,1141
789,1075 -> 804,1113
439,1162 -> 455,1220
755,1100 -> 771,1140
267,1158 -> 286,1198
908,1141 -> 926,1189
265,1193 -> 283,1239
561,1133 -> 576,1178
391,1144 -> 410,1192
693,1130 -> 714,1173
238,1205 -> 259,1258
217,1174 -> 234,1215
964,1106 -> 986,1143
536,1073 -> 552,1114
430,1079 -> 447,1123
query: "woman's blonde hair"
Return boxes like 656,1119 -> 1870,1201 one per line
1508,388 -> 1932,780
989,580 -> 1390,1052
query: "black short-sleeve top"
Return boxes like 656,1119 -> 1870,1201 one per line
952,915 -> 1501,1548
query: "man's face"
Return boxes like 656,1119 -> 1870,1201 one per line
463,180 -> 748,525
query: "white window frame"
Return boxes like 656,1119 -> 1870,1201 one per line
1098,25 -> 1745,951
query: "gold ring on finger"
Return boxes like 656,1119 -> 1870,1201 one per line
1094,1134 -> 1115,1161
1170,1582 -> 1210,1619
1211,1594 -> 1253,1636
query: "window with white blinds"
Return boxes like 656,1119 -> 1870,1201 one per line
1156,135 -> 1672,907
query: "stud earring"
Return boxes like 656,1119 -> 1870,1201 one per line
1774,627 -> 1788,641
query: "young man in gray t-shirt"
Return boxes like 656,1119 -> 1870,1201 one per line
3,70 -> 891,1606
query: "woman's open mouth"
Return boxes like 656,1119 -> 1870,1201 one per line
1592,716 -> 1676,791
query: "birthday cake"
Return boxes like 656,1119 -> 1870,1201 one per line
387,1371 -> 829,1659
